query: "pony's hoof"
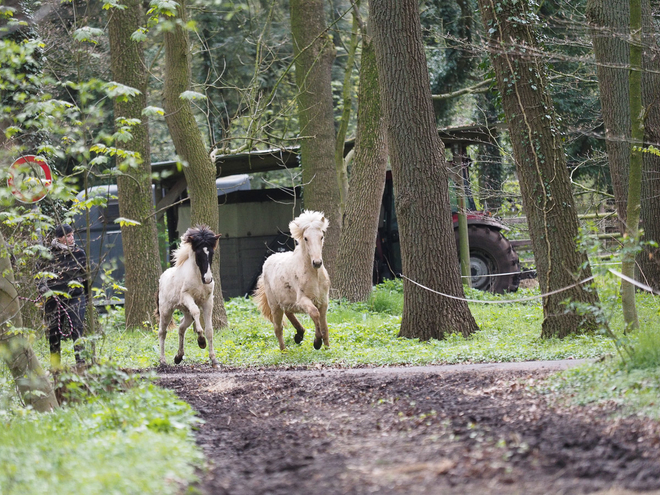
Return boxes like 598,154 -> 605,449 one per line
313,338 -> 322,350
294,333 -> 304,344
174,355 -> 183,365
211,360 -> 220,369
198,336 -> 207,349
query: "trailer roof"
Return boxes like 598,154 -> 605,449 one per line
152,123 -> 504,184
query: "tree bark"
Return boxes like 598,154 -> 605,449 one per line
639,0 -> 660,291
370,0 -> 478,339
290,0 -> 342,282
478,0 -> 600,338
334,31 -> 388,302
0,232 -> 58,412
621,0 -> 643,329
586,0 -> 631,233
108,0 -> 162,329
163,0 -> 227,327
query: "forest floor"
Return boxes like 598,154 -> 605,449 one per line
157,360 -> 660,495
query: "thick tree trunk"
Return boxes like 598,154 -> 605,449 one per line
478,0 -> 600,338
163,0 -> 227,328
290,0 -> 342,282
639,0 -> 660,291
334,34 -> 388,302
0,232 -> 58,412
108,0 -> 162,329
370,0 -> 478,339
586,0 -> 631,233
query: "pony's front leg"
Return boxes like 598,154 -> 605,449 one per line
180,293 -> 206,349
174,312 -> 193,365
297,297 -> 324,350
201,297 -> 219,367
159,309 -> 174,366
285,312 -> 306,344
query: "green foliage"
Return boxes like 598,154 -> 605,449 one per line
544,359 -> 660,420
626,324 -> 660,371
0,366 -> 202,495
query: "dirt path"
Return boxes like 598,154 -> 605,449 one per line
158,361 -> 660,494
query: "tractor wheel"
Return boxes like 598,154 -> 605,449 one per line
455,225 -> 520,293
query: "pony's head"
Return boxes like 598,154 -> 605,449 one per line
182,225 -> 221,284
289,210 -> 329,269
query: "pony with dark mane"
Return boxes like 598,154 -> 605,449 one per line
253,210 -> 331,351
156,225 -> 221,367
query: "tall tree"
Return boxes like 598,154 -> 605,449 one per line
108,0 -> 162,329
370,0 -> 479,339
638,0 -> 660,291
334,19 -> 388,302
586,0 -> 631,234
478,0 -> 600,337
0,232 -> 58,412
163,0 -> 228,328
621,0 -> 644,329
290,0 -> 342,282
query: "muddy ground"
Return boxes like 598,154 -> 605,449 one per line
158,362 -> 660,495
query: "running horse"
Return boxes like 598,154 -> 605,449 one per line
156,225 -> 221,367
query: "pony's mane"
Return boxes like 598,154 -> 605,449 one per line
171,225 -> 219,267
289,210 -> 329,241
171,242 -> 193,267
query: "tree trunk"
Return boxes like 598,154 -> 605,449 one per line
639,0 -> 660,291
621,0 -> 644,329
334,32 -> 388,302
163,0 -> 227,328
586,0 -> 631,233
478,0 -> 600,338
370,0 -> 478,339
108,0 -> 162,329
334,6 -> 359,217
0,232 -> 58,412
290,0 -> 342,282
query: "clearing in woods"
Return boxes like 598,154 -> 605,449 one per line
158,361 -> 660,495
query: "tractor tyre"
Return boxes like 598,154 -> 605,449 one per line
455,225 -> 520,293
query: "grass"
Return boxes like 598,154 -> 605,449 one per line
0,367 -> 202,495
50,278 -> 622,370
1,273 -> 659,494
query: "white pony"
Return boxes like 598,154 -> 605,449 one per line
254,210 -> 331,351
156,226 -> 221,367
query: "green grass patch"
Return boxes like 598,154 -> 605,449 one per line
0,366 -> 203,495
38,276 -> 652,370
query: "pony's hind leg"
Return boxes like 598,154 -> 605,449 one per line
319,303 -> 330,348
272,307 -> 286,351
285,312 -> 306,344
174,312 -> 193,364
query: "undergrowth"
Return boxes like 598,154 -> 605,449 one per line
0,365 -> 202,495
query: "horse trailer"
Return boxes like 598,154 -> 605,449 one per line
73,124 -> 528,304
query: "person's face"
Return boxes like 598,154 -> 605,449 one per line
59,232 -> 75,246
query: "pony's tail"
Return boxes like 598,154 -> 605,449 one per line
253,275 -> 273,323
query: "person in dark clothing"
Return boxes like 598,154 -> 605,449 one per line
38,224 -> 88,368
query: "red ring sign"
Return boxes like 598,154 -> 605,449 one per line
7,155 -> 53,203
